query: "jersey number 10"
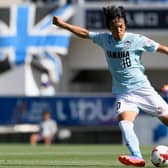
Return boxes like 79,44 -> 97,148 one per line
122,56 -> 131,68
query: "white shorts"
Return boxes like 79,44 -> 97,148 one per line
115,86 -> 168,117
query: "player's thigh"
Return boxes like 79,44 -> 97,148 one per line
115,95 -> 139,121
138,88 -> 168,117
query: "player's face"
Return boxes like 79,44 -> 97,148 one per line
109,17 -> 126,41
43,112 -> 51,120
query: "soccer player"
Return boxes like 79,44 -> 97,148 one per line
53,6 -> 168,167
30,111 -> 57,145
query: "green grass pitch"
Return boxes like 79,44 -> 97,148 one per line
0,144 -> 156,168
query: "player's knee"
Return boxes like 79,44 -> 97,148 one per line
30,134 -> 38,144
118,111 -> 138,122
44,137 -> 52,145
159,114 -> 168,126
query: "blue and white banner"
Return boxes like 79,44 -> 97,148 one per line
0,96 -> 117,126
0,95 -> 168,144
0,4 -> 74,81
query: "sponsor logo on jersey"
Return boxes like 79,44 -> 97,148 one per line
106,51 -> 130,58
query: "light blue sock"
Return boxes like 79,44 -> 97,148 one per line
119,120 -> 142,158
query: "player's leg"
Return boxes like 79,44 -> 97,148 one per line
118,111 -> 142,158
30,133 -> 39,145
43,136 -> 53,145
137,86 -> 168,126
115,96 -> 145,167
159,114 -> 168,126
118,111 -> 145,167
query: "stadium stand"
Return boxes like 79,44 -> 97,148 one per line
0,0 -> 23,5
0,0 -> 168,144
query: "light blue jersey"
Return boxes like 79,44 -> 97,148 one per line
89,32 -> 159,94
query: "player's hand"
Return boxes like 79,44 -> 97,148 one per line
52,16 -> 63,27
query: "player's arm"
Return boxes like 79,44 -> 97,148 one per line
157,44 -> 168,55
53,16 -> 89,39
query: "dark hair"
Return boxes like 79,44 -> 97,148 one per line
42,111 -> 51,117
103,6 -> 127,29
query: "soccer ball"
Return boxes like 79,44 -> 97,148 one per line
151,145 -> 168,167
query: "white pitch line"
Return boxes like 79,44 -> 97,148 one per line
0,151 -> 150,156
0,160 -> 117,166
0,151 -> 114,156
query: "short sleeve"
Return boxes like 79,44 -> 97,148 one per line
137,35 -> 159,52
89,32 -> 106,47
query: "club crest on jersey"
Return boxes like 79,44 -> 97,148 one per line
124,41 -> 131,49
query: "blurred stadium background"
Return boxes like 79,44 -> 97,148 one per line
0,0 -> 167,146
